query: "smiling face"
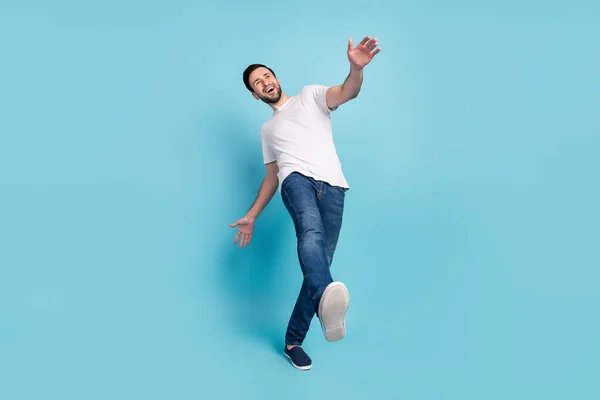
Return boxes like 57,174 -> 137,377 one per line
248,67 -> 282,104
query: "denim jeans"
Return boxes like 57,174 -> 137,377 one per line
280,172 -> 346,346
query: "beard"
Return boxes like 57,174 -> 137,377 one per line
257,85 -> 282,104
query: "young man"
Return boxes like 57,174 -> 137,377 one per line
229,36 -> 381,370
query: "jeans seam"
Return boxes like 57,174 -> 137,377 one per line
282,186 -> 314,300
282,188 -> 298,222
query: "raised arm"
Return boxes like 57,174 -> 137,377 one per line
326,36 -> 382,110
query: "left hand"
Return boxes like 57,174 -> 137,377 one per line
347,36 -> 381,69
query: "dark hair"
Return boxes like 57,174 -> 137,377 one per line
243,64 -> 276,92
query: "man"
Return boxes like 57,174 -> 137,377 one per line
229,36 -> 381,371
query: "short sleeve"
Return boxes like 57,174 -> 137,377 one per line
308,84 -> 337,115
261,130 -> 277,164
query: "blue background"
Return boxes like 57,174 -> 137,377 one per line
1,1 -> 599,399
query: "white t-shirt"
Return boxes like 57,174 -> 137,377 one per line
260,84 -> 350,192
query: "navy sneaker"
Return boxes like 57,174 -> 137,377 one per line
284,346 -> 312,371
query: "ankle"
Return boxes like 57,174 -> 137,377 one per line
286,344 -> 299,351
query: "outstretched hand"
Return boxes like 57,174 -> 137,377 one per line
347,36 -> 381,69
229,215 -> 255,248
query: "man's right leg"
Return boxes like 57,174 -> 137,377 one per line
284,237 -> 342,346
314,182 -> 349,342
281,173 -> 332,346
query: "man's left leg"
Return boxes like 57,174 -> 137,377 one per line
281,173 -> 330,351
284,180 -> 347,346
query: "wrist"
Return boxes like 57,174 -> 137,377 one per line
349,62 -> 364,72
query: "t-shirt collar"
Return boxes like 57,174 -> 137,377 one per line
274,96 -> 294,113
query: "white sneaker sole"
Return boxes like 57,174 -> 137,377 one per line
284,352 -> 312,371
318,282 -> 350,342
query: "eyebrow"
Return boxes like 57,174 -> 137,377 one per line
254,73 -> 271,84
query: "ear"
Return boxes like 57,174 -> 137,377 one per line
252,92 -> 259,100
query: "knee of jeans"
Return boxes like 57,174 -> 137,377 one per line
304,273 -> 328,297
299,227 -> 325,247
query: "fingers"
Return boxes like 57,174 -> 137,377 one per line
367,37 -> 378,49
239,233 -> 251,248
230,217 -> 253,248
357,36 -> 382,57
364,37 -> 381,57
233,230 -> 252,248
348,38 -> 353,51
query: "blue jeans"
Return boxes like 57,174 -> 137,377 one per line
281,172 -> 346,346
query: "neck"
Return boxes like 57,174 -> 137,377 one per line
269,92 -> 292,111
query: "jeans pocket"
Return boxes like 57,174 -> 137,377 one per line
281,172 -> 298,190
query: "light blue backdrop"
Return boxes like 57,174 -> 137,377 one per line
1,1 -> 598,399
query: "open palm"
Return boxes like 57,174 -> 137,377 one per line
347,36 -> 381,69
229,215 -> 255,248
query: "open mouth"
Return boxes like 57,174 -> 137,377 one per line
264,85 -> 275,94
